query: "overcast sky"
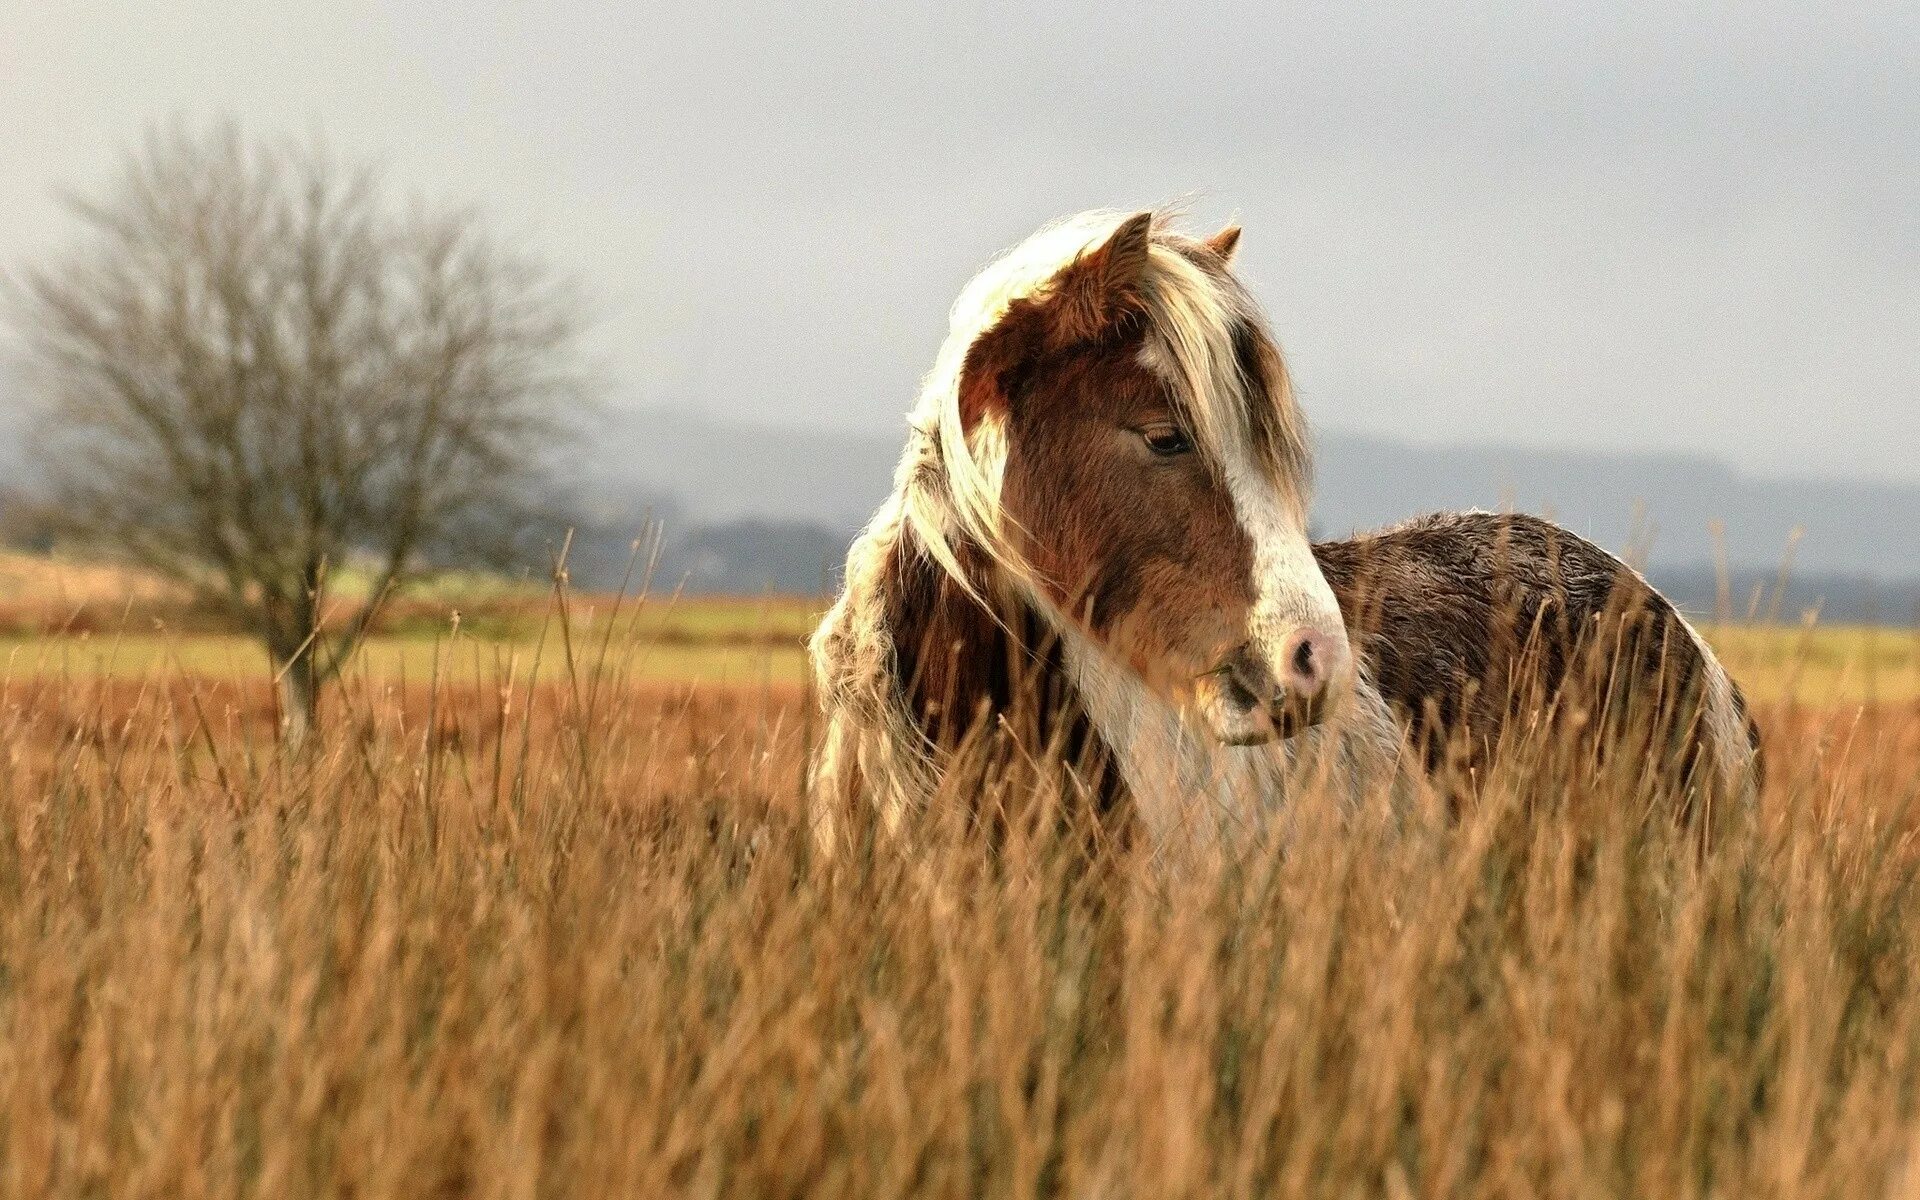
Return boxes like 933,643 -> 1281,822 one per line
5,2 -> 1916,483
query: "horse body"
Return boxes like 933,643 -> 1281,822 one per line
810,210 -> 1757,851
1314,511 -> 1760,803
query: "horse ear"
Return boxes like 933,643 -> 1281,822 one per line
1049,211 -> 1154,343
956,311 -> 1040,432
1205,224 -> 1242,262
958,214 -> 1153,429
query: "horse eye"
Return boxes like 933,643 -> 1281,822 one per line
1142,426 -> 1193,457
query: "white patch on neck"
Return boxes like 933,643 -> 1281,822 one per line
1052,615 -> 1405,851
1052,617 -> 1288,846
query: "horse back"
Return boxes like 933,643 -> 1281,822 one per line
1313,511 -> 1761,806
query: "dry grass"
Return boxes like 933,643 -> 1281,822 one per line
3,589 -> 1920,1197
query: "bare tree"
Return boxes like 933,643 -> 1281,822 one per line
10,124 -> 589,739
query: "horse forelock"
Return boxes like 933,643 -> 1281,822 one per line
1135,246 -> 1312,522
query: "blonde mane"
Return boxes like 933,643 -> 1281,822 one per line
809,210 -> 1321,839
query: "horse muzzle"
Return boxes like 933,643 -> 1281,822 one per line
1197,631 -> 1349,745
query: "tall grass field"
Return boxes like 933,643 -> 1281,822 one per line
1,555 -> 1918,1197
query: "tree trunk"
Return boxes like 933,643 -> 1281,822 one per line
277,646 -> 318,749
270,600 -> 320,749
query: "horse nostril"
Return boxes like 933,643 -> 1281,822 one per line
1292,636 -> 1317,682
1280,629 -> 1332,698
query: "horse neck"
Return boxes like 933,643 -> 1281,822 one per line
881,529 -> 1100,767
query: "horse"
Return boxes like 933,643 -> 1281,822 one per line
808,210 -> 1759,852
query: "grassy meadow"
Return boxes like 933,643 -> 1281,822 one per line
2,551 -> 1920,1197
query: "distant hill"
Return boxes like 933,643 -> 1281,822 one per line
573,409 -> 902,534
1312,434 -> 1919,579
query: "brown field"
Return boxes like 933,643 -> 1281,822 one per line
3,558 -> 1920,1197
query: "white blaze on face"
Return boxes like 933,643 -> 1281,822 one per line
1219,437 -> 1349,677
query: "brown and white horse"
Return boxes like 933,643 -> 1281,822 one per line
810,210 -> 1758,850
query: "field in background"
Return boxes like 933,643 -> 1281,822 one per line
3,549 -> 1916,705
6,614 -> 1916,700
0,597 -> 822,688
0,549 -> 824,689
5,550 -> 1920,1196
